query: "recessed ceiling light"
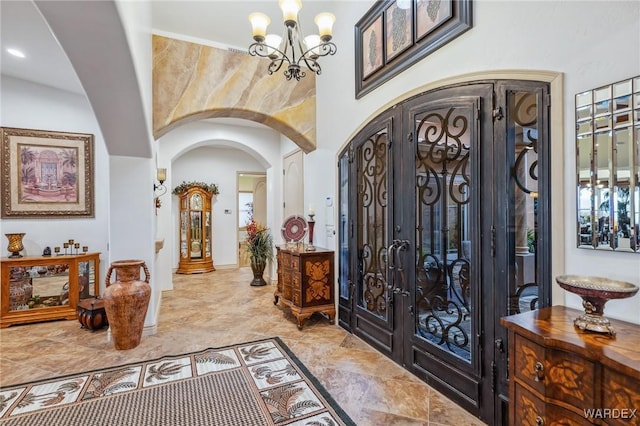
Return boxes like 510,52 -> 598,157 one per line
7,48 -> 26,58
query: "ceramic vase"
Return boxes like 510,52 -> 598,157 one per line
103,259 -> 151,350
9,279 -> 32,311
5,233 -> 25,258
250,257 -> 267,286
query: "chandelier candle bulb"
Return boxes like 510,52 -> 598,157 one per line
304,35 -> 321,57
249,13 -> 270,41
314,12 -> 335,42
265,34 -> 283,57
279,0 -> 301,25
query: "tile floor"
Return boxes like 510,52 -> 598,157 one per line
0,267 -> 486,426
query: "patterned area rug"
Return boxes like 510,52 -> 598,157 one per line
0,337 -> 354,426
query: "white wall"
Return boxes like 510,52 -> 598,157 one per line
155,120 -> 283,288
0,76 -> 110,283
171,147 -> 265,267
312,1 -> 640,323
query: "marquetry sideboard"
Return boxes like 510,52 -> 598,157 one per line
275,245 -> 335,330
1,252 -> 100,328
501,306 -> 640,426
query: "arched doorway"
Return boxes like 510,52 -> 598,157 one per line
338,79 -> 552,425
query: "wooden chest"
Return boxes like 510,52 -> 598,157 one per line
501,306 -> 640,426
77,297 -> 108,331
275,246 -> 335,330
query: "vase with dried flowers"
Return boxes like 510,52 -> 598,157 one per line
245,219 -> 273,286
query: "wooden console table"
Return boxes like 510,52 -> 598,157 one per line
501,306 -> 640,426
275,246 -> 335,330
1,253 -> 100,328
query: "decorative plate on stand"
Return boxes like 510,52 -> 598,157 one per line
281,215 -> 308,242
555,274 -> 639,336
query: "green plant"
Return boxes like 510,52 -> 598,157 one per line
172,181 -> 219,195
527,228 -> 535,253
246,220 -> 273,262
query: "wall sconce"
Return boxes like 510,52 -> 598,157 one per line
154,168 -> 167,209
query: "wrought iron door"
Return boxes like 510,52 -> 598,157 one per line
338,80 -> 550,425
338,111 -> 401,356
398,85 -> 495,418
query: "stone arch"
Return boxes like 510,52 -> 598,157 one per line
153,35 -> 317,153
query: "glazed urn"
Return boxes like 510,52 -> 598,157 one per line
103,259 -> 151,350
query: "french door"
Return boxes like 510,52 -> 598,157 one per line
338,80 -> 550,424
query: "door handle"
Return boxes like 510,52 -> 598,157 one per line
393,240 -> 410,297
385,241 -> 399,300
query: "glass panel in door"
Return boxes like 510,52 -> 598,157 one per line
507,91 -> 542,314
338,151 -> 352,329
357,128 -> 390,322
414,104 -> 474,362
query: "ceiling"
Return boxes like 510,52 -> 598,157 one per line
1,0 -> 85,94
1,0 -> 339,96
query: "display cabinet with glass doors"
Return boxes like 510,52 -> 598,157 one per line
1,252 -> 100,327
176,186 -> 215,274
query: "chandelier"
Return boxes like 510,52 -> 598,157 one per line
248,0 -> 336,81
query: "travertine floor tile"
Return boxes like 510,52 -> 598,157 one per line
0,267 -> 486,425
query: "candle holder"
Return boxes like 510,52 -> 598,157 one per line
74,243 -> 80,255
63,242 -> 69,256
306,214 -> 316,251
5,233 -> 26,258
54,246 -> 61,256
82,246 -> 88,253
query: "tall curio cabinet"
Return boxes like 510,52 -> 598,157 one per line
176,186 -> 215,274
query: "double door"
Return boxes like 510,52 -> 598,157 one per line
338,81 -> 550,424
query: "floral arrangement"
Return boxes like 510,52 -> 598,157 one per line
245,219 -> 273,262
172,181 -> 219,195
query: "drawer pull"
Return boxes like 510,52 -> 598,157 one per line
534,361 -> 544,382
535,416 -> 544,426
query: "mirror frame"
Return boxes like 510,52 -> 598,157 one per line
576,75 -> 640,252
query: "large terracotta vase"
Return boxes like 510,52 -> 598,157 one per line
250,257 -> 267,286
103,259 -> 151,350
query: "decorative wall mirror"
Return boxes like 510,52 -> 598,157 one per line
576,75 -> 640,252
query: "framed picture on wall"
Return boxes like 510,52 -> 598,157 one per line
416,0 -> 453,41
1,127 -> 95,218
385,1 -> 413,62
355,0 -> 473,99
361,15 -> 384,79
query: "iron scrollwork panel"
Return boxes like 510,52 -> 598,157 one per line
414,105 -> 473,362
357,128 -> 390,320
